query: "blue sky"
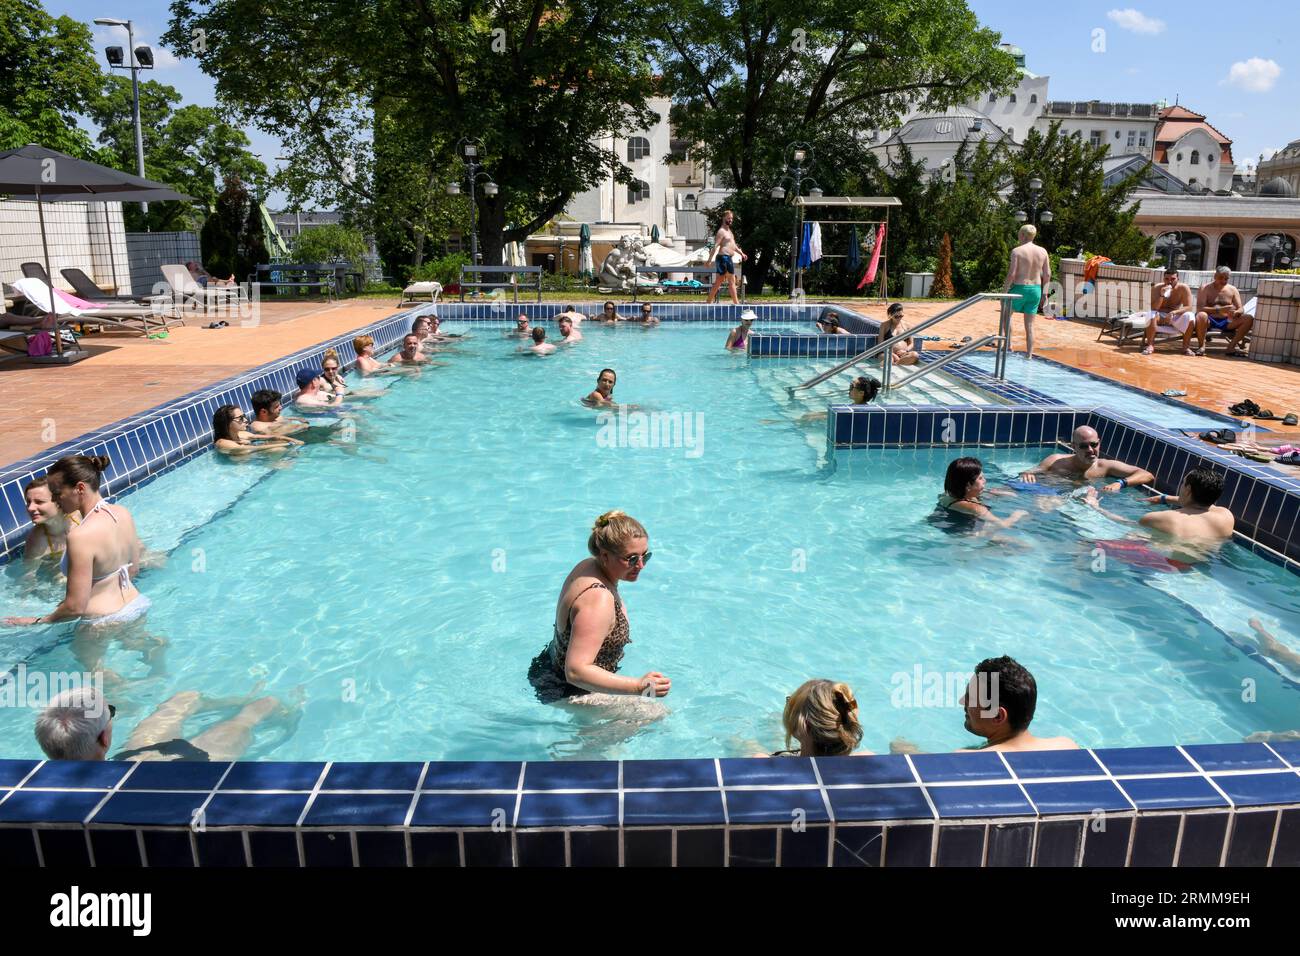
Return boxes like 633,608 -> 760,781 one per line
50,1 -> 1298,205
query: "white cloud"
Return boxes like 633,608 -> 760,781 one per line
1106,8 -> 1166,34
1224,57 -> 1282,93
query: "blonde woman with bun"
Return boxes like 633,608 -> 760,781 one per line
528,510 -> 671,703
3,455 -> 148,630
769,679 -> 872,757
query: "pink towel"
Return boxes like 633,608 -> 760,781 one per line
857,223 -> 887,291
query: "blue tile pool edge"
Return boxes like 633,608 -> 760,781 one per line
3,745 -> 1300,866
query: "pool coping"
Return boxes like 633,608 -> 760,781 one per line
3,301 -> 1299,866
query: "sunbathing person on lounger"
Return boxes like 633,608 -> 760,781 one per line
1197,267 -> 1252,356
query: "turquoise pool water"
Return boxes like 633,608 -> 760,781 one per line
2,323 -> 1297,761
961,353 -> 1236,428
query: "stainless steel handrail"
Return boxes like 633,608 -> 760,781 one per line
788,292 -> 1019,394
886,334 -> 1004,391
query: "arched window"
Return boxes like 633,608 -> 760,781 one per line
1176,152 -> 1183,162
1207,154 -> 1214,164
627,137 -> 651,161
988,93 -> 996,103
683,194 -> 697,210
1009,93 -> 1017,103
1191,150 -> 1200,165
1030,94 -> 1038,103
628,179 -> 650,203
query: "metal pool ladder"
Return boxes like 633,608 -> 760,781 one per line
786,293 -> 1021,395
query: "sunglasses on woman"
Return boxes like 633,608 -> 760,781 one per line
616,551 -> 652,567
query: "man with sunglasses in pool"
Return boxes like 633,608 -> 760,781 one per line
632,303 -> 659,325
1018,425 -> 1154,493
35,685 -> 291,762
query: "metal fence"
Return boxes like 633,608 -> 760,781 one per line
126,231 -> 201,295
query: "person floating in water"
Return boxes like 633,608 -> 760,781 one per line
21,477 -> 81,566
35,685 -> 293,762
937,457 -> 1028,530
1002,224 -> 1051,358
583,368 -> 617,406
957,656 -> 1078,753
765,680 -> 873,757
1019,425 -> 1154,493
725,310 -> 756,350
528,510 -> 670,703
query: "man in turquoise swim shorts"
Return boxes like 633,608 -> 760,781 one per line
1002,224 -> 1051,358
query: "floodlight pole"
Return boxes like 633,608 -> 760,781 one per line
97,17 -> 151,226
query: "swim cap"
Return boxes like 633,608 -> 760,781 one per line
296,367 -> 323,388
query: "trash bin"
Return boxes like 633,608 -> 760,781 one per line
902,272 -> 935,298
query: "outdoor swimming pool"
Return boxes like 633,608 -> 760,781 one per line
2,321 -> 1297,763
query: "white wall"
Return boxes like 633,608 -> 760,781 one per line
1161,129 -> 1234,191
566,96 -> 674,228
0,199 -> 131,293
1040,115 -> 1157,156
968,74 -> 1049,144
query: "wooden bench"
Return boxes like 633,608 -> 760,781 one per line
459,265 -> 542,303
631,265 -> 745,302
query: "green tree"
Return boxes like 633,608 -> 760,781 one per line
656,0 -> 1018,290
291,224 -> 367,269
0,0 -> 104,156
88,75 -> 266,231
165,0 -> 660,269
1004,123 -> 1152,266
200,176 -> 262,281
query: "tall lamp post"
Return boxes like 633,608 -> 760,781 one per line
94,17 -> 153,226
1255,234 -> 1294,272
1014,176 -> 1054,229
1163,234 -> 1188,272
445,139 -> 498,266
770,143 -> 822,297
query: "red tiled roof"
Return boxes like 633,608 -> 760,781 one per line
1154,104 -> 1234,163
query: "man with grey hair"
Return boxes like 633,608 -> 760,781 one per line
36,686 -> 289,762
1195,266 -> 1252,356
1002,223 -> 1051,359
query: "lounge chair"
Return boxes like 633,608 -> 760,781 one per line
160,263 -> 242,312
61,267 -> 154,305
1097,311 -> 1185,348
9,277 -> 177,336
399,281 -> 442,307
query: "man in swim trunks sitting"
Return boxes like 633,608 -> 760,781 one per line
36,686 -> 289,762
1002,224 -> 1051,359
1140,268 -> 1199,355
248,388 -> 309,438
1196,267 -> 1252,356
1019,425 -> 1155,492
957,656 -> 1078,753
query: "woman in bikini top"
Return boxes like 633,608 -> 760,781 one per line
3,455 -> 144,627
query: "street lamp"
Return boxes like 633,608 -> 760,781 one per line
1258,235 -> 1294,272
446,138 -> 498,266
770,142 -> 816,297
1018,175 -> 1052,228
95,17 -> 153,226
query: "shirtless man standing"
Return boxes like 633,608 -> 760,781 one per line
1002,224 -> 1052,358
1019,425 -> 1155,492
957,657 -> 1078,753
1196,267 -> 1252,356
1141,268 -> 1199,355
706,209 -> 747,305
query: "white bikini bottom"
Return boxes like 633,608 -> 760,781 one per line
81,594 -> 152,628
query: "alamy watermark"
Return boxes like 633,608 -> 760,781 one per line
596,407 -> 704,459
0,665 -> 105,715
890,666 -> 999,715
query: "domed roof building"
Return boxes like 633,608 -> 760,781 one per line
1260,176 -> 1296,198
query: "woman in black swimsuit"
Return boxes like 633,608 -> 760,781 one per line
528,510 -> 671,703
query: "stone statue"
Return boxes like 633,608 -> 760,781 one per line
596,235 -> 711,292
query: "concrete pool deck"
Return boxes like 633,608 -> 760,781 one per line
2,295 -> 1299,467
